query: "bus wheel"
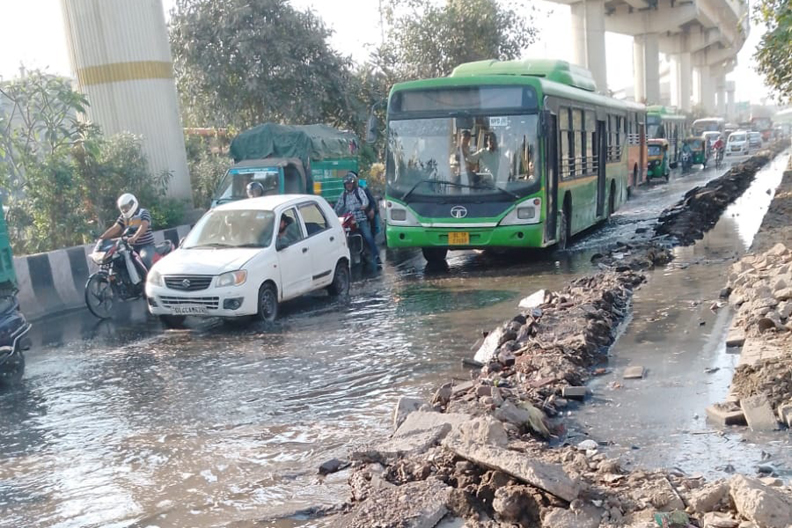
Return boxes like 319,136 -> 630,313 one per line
422,248 -> 448,263
558,204 -> 570,250
608,181 -> 616,218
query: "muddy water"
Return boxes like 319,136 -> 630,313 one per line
0,161 -> 769,528
582,152 -> 792,480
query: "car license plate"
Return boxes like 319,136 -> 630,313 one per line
448,232 -> 469,245
172,305 -> 208,315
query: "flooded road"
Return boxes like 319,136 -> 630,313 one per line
0,158 -> 780,528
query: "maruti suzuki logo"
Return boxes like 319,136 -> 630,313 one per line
182,279 -> 191,289
450,206 -> 468,219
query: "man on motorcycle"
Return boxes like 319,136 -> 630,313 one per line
334,173 -> 381,270
99,193 -> 156,269
246,181 -> 265,198
713,136 -> 725,160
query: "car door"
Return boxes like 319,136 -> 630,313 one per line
275,207 -> 312,300
297,200 -> 337,288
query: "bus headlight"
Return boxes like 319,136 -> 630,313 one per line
387,202 -> 420,226
500,199 -> 541,226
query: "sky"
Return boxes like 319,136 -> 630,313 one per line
0,0 -> 774,105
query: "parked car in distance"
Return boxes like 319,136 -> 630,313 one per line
748,132 -> 762,150
726,130 -> 749,156
146,195 -> 351,326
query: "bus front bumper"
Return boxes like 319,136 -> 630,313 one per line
386,224 -> 546,249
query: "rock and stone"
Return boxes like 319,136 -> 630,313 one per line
443,435 -> 579,502
562,386 -> 589,400
702,512 -> 739,528
777,402 -> 792,427
577,439 -> 598,451
474,327 -> 506,364
393,397 -> 426,430
623,366 -> 646,379
332,478 -> 452,528
740,395 -> 780,432
494,401 -> 550,437
706,403 -> 747,426
443,416 -> 509,449
451,380 -> 475,396
689,481 -> 730,514
729,475 -> 792,528
318,458 -> 351,476
492,485 -> 541,525
395,411 -> 472,439
433,384 -> 453,406
541,505 -> 602,528
727,327 -> 747,347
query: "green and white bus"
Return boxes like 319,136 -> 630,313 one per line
383,59 -> 645,262
646,105 -> 689,168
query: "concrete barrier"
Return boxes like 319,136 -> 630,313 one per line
13,224 -> 193,321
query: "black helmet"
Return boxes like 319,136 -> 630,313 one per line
246,181 -> 265,198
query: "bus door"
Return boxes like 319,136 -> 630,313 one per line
544,112 -> 559,243
639,122 -> 646,184
596,120 -> 607,217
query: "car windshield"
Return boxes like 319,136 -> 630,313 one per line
386,115 -> 540,200
730,134 -> 746,142
183,209 -> 275,249
214,168 -> 280,203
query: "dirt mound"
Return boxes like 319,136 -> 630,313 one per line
732,356 -> 792,410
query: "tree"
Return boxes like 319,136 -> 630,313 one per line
753,0 -> 792,103
377,0 -> 538,81
169,0 -> 364,131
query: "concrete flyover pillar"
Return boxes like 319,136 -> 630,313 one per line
726,81 -> 736,122
570,0 -> 608,93
678,52 -> 692,113
61,0 -> 193,203
633,36 -> 646,103
716,76 -> 726,117
696,65 -> 714,115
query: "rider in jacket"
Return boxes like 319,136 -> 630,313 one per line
99,193 -> 156,269
334,173 -> 381,270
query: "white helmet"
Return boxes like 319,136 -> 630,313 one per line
117,193 -> 139,220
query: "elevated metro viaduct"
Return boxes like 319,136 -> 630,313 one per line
548,0 -> 748,113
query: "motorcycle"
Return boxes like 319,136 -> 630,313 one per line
714,147 -> 724,169
340,213 -> 374,269
85,235 -> 174,319
680,151 -> 693,172
0,292 -> 32,385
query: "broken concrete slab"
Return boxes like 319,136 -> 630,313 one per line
444,416 -> 508,449
395,411 -> 473,438
443,435 -> 579,502
518,289 -> 547,310
353,424 -> 452,463
393,396 -> 426,430
777,403 -> 792,427
738,338 -> 786,367
726,327 -> 747,347
451,380 -> 475,396
729,475 -> 792,528
701,511 -> 739,528
623,366 -> 646,379
562,386 -> 589,400
542,505 -> 603,528
706,404 -> 747,426
474,327 -> 506,364
740,395 -> 780,432
689,481 -> 730,514
494,401 -> 550,437
332,478 -> 452,528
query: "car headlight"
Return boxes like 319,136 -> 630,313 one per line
500,199 -> 541,226
147,269 -> 163,287
216,270 -> 247,288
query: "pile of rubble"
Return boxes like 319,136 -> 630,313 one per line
655,141 -> 790,245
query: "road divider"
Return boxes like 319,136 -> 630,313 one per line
14,224 -> 192,321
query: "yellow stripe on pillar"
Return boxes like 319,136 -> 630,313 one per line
76,61 -> 174,86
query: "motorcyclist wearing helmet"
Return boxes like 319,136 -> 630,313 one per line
246,181 -> 265,198
99,193 -> 156,269
334,172 -> 381,270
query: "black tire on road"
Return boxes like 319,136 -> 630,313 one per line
257,282 -> 279,322
328,261 -> 350,297
159,315 -> 186,329
422,248 -> 448,263
85,272 -> 115,319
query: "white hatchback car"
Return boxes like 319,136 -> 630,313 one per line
726,130 -> 749,156
146,195 -> 350,326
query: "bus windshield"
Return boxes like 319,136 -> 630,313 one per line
386,115 -> 540,201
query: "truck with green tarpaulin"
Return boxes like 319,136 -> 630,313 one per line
212,123 -> 363,207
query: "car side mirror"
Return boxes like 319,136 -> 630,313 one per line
366,112 -> 380,144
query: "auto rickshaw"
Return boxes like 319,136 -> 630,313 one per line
681,137 -> 707,170
646,139 -> 670,181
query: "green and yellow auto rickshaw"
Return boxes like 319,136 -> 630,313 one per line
681,137 -> 707,170
647,138 -> 670,181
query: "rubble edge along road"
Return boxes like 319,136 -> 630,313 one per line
327,142 -> 792,528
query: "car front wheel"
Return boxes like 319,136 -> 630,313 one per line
257,283 -> 279,322
328,262 -> 350,297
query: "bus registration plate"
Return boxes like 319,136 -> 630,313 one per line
448,232 -> 469,245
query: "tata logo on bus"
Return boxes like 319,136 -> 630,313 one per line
450,206 -> 468,218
